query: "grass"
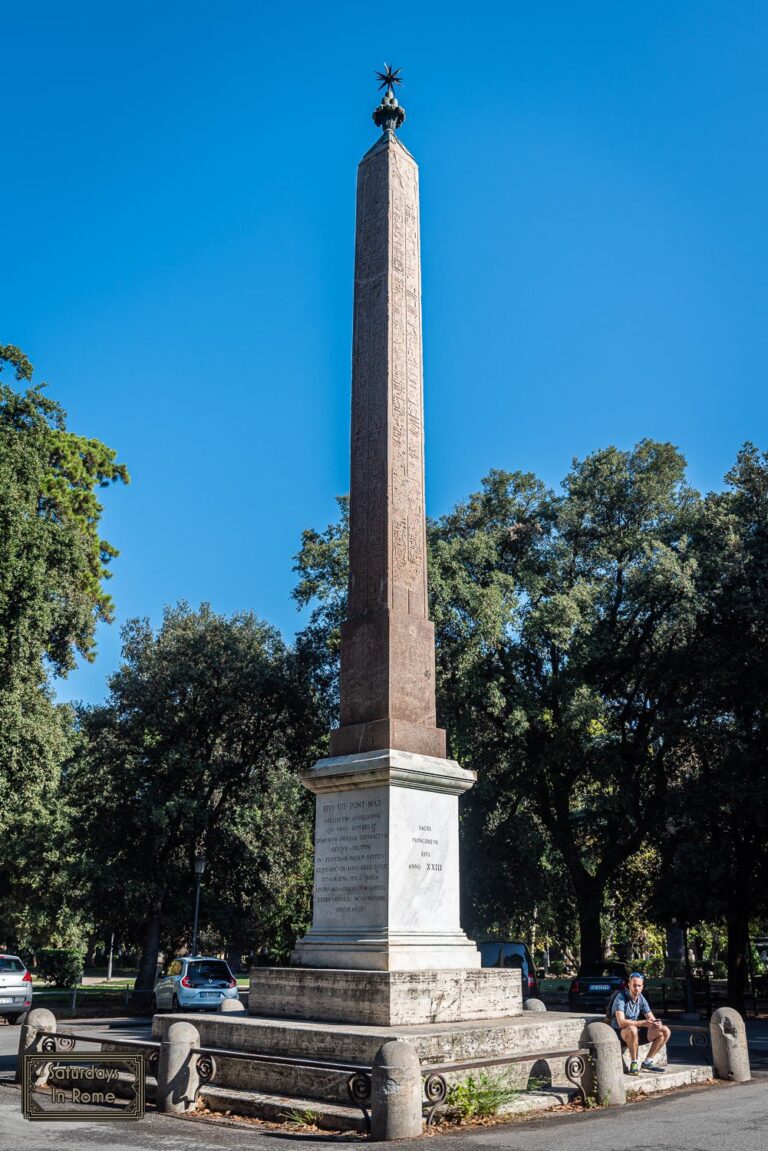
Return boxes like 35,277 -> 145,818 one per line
282,1107 -> 320,1127
445,1072 -> 519,1120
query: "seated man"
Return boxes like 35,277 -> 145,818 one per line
611,972 -> 671,1074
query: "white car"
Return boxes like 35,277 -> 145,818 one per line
151,956 -> 239,1013
0,954 -> 33,1022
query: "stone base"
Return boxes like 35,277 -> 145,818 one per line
249,967 -> 521,1026
297,749 -> 479,972
153,1009 -> 592,1080
329,718 -> 446,759
291,929 -> 481,973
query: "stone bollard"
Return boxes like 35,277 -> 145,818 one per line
710,1007 -> 751,1083
15,1008 -> 57,1085
584,1021 -> 626,1106
156,1021 -> 201,1113
523,998 -> 547,1012
371,1039 -> 423,1141
218,997 -> 246,1013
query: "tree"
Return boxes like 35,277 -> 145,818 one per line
658,445 -> 768,1010
295,442 -> 701,965
68,603 -> 319,993
0,344 -> 127,948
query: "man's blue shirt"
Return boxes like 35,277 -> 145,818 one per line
611,990 -> 651,1029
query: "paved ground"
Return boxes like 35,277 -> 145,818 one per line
0,1077 -> 765,1151
0,1017 -> 765,1150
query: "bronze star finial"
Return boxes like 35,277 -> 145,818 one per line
375,64 -> 403,92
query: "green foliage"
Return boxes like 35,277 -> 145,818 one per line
292,495 -> 349,737
283,1108 -> 320,1127
0,345 -> 128,682
632,956 -> 665,978
656,445 -> 768,1007
431,443 -> 701,963
36,947 -> 85,987
67,603 -> 319,989
0,344 -> 127,950
445,1072 -> 519,1120
294,443 -> 704,965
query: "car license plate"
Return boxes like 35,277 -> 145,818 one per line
589,984 -> 610,992
200,992 -> 219,998
0,997 -> 12,1004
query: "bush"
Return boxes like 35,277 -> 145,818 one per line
36,948 -> 85,987
446,1072 -> 518,1120
634,956 -> 665,978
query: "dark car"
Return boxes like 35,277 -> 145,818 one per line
479,942 -> 540,999
568,961 -> 630,1013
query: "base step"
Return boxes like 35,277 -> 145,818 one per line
626,1064 -> 712,1097
198,1083 -> 581,1131
197,1067 -> 711,1130
198,1085 -> 367,1132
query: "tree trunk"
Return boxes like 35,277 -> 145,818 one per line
84,930 -> 99,969
574,878 -> 604,968
226,943 -> 243,975
135,900 -> 164,993
726,912 -> 750,1015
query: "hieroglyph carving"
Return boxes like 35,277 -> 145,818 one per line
348,137 -> 428,622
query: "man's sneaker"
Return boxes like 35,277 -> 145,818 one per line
628,1061 -> 640,1075
641,1060 -> 665,1073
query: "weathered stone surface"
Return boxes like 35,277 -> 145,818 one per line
15,1008 -> 56,1085
218,998 -> 246,1013
153,1010 -> 592,1068
249,968 -> 520,1026
710,1006 -> 750,1082
371,1040 -> 423,1140
584,1021 -> 626,1106
329,128 -> 445,760
292,751 -> 480,971
156,1020 -> 201,1114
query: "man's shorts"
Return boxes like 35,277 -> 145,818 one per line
613,1024 -> 651,1046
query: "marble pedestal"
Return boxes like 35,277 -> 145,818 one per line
249,967 -> 521,1026
291,749 -> 480,972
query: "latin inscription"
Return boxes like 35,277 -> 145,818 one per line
407,823 -> 443,873
314,797 -> 388,918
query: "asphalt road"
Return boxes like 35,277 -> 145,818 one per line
0,1077 -> 765,1151
0,1017 -> 765,1151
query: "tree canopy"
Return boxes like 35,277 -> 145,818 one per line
0,345 -> 128,947
69,603 -> 319,990
293,439 -> 767,992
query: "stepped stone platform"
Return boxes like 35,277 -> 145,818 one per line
150,1009 -> 714,1131
248,966 -> 521,1026
153,1007 -> 591,1069
152,1009 -> 596,1107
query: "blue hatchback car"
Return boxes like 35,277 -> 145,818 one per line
152,956 -> 239,1013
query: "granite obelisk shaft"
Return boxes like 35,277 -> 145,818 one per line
329,130 -> 446,760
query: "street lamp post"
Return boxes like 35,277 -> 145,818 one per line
191,854 -> 206,956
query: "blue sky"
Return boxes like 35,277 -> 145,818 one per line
3,2 -> 766,704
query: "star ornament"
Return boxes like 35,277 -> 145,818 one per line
376,64 -> 403,90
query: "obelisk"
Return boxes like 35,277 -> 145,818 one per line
329,79 -> 444,762
292,70 -> 480,973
